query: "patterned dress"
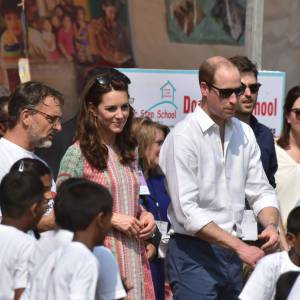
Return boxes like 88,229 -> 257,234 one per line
57,142 -> 155,300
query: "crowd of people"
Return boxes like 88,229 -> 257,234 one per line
0,57 -> 300,300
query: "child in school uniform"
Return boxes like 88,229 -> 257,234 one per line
22,177 -> 113,300
0,170 -> 46,300
239,206 -> 300,300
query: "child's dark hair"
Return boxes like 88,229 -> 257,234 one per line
10,158 -> 51,178
274,271 -> 300,300
0,170 -> 44,218
287,206 -> 300,235
55,178 -> 113,231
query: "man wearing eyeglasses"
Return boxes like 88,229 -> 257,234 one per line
0,81 -> 63,227
159,56 -> 280,299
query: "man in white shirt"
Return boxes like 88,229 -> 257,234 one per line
159,56 -> 280,299
0,81 -> 63,227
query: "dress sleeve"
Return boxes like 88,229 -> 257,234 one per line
56,144 -> 84,187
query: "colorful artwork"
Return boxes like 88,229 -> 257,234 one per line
167,0 -> 246,45
27,0 -> 134,67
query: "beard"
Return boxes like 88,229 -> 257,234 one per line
27,124 -> 53,149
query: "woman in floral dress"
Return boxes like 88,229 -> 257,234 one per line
57,68 -> 155,299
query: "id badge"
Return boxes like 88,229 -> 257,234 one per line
138,170 -> 150,195
241,209 -> 258,241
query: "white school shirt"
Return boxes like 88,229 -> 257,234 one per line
159,105 -> 278,236
94,246 -> 127,300
239,251 -> 300,300
0,138 -> 56,217
0,224 -> 36,300
22,242 -> 98,300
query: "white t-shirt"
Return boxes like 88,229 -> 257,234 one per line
239,251 -> 300,300
0,224 -> 36,300
0,137 -> 56,217
94,246 -> 127,300
22,241 -> 98,300
29,229 -> 73,277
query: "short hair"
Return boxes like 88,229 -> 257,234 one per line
10,158 -> 51,178
1,0 -> 22,15
55,178 -> 113,232
275,271 -> 300,300
287,206 -> 300,235
198,56 -> 236,85
8,81 -> 64,129
229,55 -> 258,79
0,171 -> 44,218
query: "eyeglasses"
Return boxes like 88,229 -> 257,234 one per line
96,73 -> 131,85
243,82 -> 261,94
208,83 -> 246,99
28,108 -> 62,126
290,108 -> 300,120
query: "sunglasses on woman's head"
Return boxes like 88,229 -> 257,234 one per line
96,72 -> 131,85
290,108 -> 300,120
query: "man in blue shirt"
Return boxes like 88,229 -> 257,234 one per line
229,55 -> 278,187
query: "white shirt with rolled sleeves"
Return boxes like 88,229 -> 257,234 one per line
159,105 -> 278,237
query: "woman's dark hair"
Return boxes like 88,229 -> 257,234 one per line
10,158 -> 51,178
76,68 -> 137,170
277,86 -> 300,149
0,170 -> 44,218
55,178 -> 113,231
287,206 -> 300,235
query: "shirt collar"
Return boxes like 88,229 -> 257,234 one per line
195,105 -> 234,133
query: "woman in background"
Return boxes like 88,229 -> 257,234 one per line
133,117 -> 171,300
276,86 -> 300,225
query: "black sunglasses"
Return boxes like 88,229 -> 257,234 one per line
290,108 -> 300,120
208,83 -> 246,99
96,72 -> 131,85
243,83 -> 261,94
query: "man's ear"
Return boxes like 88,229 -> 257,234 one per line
286,232 -> 295,247
20,109 -> 32,127
200,81 -> 209,97
96,212 -> 112,229
29,202 -> 39,218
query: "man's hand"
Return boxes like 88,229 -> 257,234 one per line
258,224 -> 280,252
235,243 -> 265,268
139,211 -> 156,240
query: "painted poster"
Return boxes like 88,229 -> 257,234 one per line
167,0 -> 246,45
27,0 -> 134,67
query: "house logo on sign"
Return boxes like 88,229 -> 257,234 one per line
146,80 -> 178,112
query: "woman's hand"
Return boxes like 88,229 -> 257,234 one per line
111,213 -> 143,238
139,211 -> 156,240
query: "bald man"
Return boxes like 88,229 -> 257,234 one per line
159,56 -> 280,299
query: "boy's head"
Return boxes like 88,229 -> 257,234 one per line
0,170 -> 45,229
286,206 -> 300,251
1,1 -> 22,36
55,178 -> 113,243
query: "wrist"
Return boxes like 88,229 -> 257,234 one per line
265,223 -> 279,232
